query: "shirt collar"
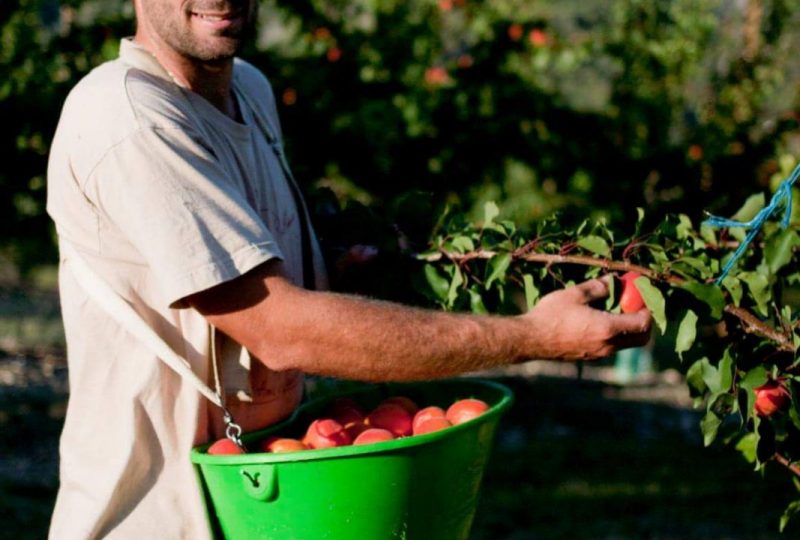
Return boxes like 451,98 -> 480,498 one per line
118,37 -> 178,85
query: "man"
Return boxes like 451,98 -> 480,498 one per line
46,1 -> 652,538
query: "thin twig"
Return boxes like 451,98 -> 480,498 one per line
773,453 -> 800,479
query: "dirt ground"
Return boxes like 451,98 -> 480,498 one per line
2,350 -> 799,539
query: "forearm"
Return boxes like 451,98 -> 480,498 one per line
253,288 -> 530,381
190,261 -> 651,382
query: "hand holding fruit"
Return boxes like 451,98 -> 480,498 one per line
521,276 -> 652,361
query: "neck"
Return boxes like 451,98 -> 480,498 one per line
133,33 -> 237,119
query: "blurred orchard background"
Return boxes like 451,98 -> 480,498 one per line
4,0 -> 800,538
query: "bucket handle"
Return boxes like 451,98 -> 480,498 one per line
240,464 -> 278,502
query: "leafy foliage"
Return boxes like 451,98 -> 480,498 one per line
5,0 -> 800,276
420,186 -> 800,530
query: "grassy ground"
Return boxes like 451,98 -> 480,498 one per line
470,376 -> 800,540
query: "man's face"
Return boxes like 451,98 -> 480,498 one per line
136,0 -> 257,62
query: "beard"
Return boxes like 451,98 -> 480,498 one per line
142,0 -> 258,62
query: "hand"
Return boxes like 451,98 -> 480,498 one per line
521,276 -> 652,361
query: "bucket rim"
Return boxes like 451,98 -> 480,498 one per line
191,377 -> 513,465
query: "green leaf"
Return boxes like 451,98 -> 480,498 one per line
780,501 -> 800,532
676,214 -> 693,240
701,411 -> 722,447
732,193 -> 766,222
718,348 -> 734,390
686,358 -> 709,397
708,391 -> 735,417
485,253 -> 512,290
699,358 -> 721,393
739,366 -> 768,424
679,282 -> 725,320
699,224 -> 717,246
576,235 -> 610,257
721,276 -> 743,307
736,433 -> 758,464
739,271 -> 771,316
424,264 -> 449,303
634,277 -> 667,334
447,266 -> 464,308
483,201 -> 499,225
523,274 -> 539,310
764,229 -> 799,275
451,235 -> 475,253
675,309 -> 698,361
468,289 -> 488,314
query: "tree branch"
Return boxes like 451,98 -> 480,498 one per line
423,248 -> 796,353
773,453 -> 800,479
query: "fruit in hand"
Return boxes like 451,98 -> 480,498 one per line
446,398 -> 489,425
303,418 -> 353,449
207,438 -> 245,455
754,380 -> 791,417
619,271 -> 646,313
353,428 -> 395,445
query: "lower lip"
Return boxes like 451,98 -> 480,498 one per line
191,12 -> 242,30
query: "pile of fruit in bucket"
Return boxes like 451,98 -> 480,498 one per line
207,395 -> 489,455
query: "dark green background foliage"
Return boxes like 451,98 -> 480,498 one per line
3,0 -> 800,284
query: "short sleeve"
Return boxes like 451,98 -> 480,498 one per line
86,125 -> 283,308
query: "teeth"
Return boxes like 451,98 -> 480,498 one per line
195,13 -> 224,20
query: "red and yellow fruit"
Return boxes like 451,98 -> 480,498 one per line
303,418 -> 353,449
353,428 -> 395,446
207,438 -> 245,455
619,271 -> 646,314
446,398 -> 489,425
754,380 -> 791,417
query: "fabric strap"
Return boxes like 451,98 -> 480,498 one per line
60,240 -> 226,410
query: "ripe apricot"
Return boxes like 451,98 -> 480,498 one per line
366,403 -> 413,437
412,406 -> 446,433
260,437 -> 308,453
207,438 -> 245,455
353,428 -> 395,446
414,416 -> 452,435
303,418 -> 352,449
380,396 -> 419,416
619,271 -> 646,313
446,398 -> 489,425
754,380 -> 791,417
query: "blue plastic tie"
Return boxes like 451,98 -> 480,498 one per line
703,161 -> 800,284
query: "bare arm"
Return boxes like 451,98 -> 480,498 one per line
186,260 -> 651,381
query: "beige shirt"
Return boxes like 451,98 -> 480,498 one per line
46,38 -> 327,539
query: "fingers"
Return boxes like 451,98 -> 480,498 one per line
568,276 -> 611,304
607,309 -> 653,350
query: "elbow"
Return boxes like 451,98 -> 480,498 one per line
250,335 -> 313,374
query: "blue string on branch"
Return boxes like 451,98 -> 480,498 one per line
703,161 -> 800,284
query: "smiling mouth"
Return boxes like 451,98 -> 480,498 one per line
191,10 -> 240,20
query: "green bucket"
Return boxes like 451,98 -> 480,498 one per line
191,378 -> 513,540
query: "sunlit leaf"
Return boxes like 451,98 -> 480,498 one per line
764,229 -> 799,275
634,277 -> 666,334
675,309 -> 698,361
576,235 -> 610,257
485,253 -> 512,290
523,273 -> 539,310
